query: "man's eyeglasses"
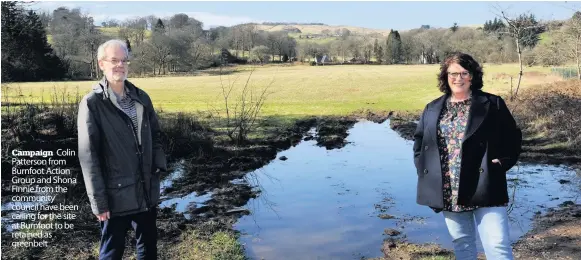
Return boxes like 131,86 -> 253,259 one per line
448,71 -> 471,79
104,59 -> 131,65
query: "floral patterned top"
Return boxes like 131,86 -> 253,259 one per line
436,96 -> 476,212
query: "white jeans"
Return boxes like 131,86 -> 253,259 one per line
442,207 -> 514,260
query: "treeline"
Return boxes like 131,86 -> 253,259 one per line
291,11 -> 580,76
300,14 -> 546,65
3,1 -> 581,82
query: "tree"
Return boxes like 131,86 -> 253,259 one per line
101,18 -> 120,27
360,34 -> 373,63
518,14 -> 543,48
154,18 -> 165,33
169,13 -> 190,30
189,38 -> 212,70
340,28 -> 351,40
450,22 -> 459,32
217,67 -> 273,145
484,17 -> 506,33
241,24 -> 258,58
49,7 -> 103,79
348,38 -> 362,60
399,32 -> 419,64
119,17 -> 148,48
373,38 -> 383,63
495,7 -> 545,99
126,39 -> 132,53
79,14 -> 102,79
250,45 -> 270,63
146,33 -> 172,75
330,39 -> 348,63
385,30 -> 403,64
1,2 -> 67,81
38,11 -> 51,29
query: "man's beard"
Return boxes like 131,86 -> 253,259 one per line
110,72 -> 127,82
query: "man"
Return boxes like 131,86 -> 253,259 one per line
77,39 -> 166,260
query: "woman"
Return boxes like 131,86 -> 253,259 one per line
413,52 -> 522,260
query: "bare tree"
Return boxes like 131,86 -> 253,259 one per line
348,38 -> 362,60
231,25 -> 244,58
242,24 -> 258,58
360,34 -> 373,63
119,18 -> 147,47
79,14 -> 101,79
217,66 -> 275,145
146,34 -> 172,75
189,38 -> 212,69
250,45 -> 270,64
264,32 -> 288,62
493,5 -> 544,99
50,7 -> 102,79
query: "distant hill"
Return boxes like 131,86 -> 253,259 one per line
254,23 -> 493,37
255,23 -> 394,37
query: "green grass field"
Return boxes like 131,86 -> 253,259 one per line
1,64 -> 559,117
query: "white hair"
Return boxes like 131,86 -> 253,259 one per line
97,39 -> 129,61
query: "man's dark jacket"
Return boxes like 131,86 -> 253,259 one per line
413,90 -> 522,211
78,78 -> 167,217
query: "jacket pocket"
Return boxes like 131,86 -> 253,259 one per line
106,176 -> 139,213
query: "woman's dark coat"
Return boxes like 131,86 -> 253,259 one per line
413,90 -> 522,211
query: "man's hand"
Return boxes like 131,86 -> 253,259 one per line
492,159 -> 502,165
96,211 -> 110,221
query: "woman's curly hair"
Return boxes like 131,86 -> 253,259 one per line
437,52 -> 484,94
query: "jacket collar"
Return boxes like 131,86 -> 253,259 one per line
94,76 -> 144,105
463,90 -> 490,142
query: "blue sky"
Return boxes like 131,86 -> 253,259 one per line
31,1 -> 580,30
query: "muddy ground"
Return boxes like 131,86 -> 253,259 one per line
3,101 -> 580,259
513,203 -> 581,260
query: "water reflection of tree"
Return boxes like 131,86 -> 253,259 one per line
244,168 -> 280,227
506,163 -> 581,234
506,164 -> 521,216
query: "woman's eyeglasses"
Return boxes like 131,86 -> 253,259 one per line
448,71 -> 471,79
